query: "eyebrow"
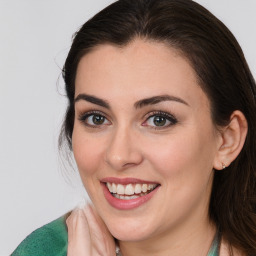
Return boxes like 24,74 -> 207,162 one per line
74,93 -> 189,109
134,95 -> 189,108
74,94 -> 110,109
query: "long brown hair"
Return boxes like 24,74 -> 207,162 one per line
60,0 -> 256,254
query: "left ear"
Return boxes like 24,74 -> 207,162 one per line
213,110 -> 248,170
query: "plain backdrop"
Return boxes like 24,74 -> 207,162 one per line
0,0 -> 255,255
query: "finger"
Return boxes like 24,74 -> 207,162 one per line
67,208 -> 91,256
66,209 -> 79,239
82,205 -> 116,255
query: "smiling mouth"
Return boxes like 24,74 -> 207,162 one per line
105,182 -> 159,200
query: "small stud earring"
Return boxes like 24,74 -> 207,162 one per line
222,163 -> 226,169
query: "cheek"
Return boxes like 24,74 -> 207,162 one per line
72,128 -> 105,178
142,129 -> 216,222
144,128 -> 216,182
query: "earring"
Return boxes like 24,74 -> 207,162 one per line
222,163 -> 226,169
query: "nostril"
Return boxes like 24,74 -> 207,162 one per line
122,162 -> 137,168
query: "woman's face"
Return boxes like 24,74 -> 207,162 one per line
72,40 -> 222,241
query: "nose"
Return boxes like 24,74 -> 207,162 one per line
104,126 -> 143,171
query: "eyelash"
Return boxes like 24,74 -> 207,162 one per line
78,110 -> 178,129
143,111 -> 178,129
78,110 -> 110,128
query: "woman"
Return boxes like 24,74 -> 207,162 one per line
12,0 -> 256,255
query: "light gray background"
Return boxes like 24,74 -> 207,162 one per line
0,1 -> 255,255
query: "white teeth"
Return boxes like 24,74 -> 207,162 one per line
106,182 -> 158,198
106,183 -> 113,193
116,184 -> 125,195
142,184 -> 147,193
125,184 -> 134,195
148,184 -> 154,190
129,195 -> 139,199
112,183 -> 117,193
134,184 -> 142,194
113,194 -> 120,199
113,194 -> 140,200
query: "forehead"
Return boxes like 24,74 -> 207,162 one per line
75,39 -> 209,110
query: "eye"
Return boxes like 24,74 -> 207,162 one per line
87,114 -> 107,125
78,111 -> 111,127
143,111 -> 177,128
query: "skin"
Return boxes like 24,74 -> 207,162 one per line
71,39 -> 245,256
66,205 -> 116,256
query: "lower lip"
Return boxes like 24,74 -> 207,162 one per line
102,183 -> 160,210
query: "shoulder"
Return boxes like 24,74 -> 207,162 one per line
11,214 -> 69,256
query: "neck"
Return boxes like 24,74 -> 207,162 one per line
118,216 -> 216,256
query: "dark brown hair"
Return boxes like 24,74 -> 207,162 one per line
60,0 -> 256,254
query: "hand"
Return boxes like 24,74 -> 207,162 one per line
66,204 -> 116,256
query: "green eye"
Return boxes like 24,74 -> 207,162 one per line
144,112 -> 177,129
153,116 -> 167,126
79,112 -> 111,127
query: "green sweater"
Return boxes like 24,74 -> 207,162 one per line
11,215 -> 220,256
11,216 -> 68,256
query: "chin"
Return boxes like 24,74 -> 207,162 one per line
105,217 -> 156,242
112,229 -> 152,242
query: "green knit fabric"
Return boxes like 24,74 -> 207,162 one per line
11,215 -> 219,256
207,230 -> 220,256
11,216 -> 68,256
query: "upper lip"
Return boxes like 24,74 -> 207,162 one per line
100,177 -> 160,185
